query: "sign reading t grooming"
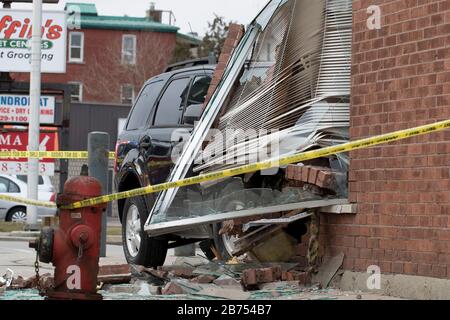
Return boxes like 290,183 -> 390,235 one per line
0,9 -> 66,73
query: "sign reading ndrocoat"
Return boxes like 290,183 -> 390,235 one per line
0,94 -> 55,124
0,9 -> 67,73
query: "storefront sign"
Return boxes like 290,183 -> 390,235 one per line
0,9 -> 67,73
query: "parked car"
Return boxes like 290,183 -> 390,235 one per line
0,174 -> 56,222
12,175 -> 55,193
115,58 -> 215,266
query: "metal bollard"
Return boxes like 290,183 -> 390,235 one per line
88,132 -> 109,257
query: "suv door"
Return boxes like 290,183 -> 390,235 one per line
143,72 -> 212,187
115,80 -> 165,181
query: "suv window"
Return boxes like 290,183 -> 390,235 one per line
127,81 -> 164,130
153,77 -> 191,126
187,75 -> 211,107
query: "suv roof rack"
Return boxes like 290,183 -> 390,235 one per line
165,56 -> 217,73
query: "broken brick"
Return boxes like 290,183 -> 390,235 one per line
99,264 -> 131,276
162,282 -> 185,295
11,276 -> 31,289
301,166 -> 310,182
213,275 -> 241,287
190,275 -> 216,284
281,271 -> 310,285
241,266 -> 282,287
308,167 -> 319,185
170,266 -> 194,279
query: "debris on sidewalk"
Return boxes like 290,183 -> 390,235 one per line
162,281 -> 188,295
0,268 -> 14,288
190,275 -> 216,284
241,266 -> 282,288
195,286 -> 250,300
98,264 -> 132,285
313,252 -> 345,288
213,275 -> 241,287
131,264 -> 169,285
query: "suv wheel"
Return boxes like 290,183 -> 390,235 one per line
122,196 -> 168,267
212,185 -> 261,261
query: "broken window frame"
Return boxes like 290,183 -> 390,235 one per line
144,0 -> 353,236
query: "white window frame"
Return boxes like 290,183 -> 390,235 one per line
69,31 -> 84,63
122,34 -> 137,65
121,84 -> 135,105
69,82 -> 83,102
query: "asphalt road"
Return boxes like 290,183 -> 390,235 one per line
0,241 -> 127,278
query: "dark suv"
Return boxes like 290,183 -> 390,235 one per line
115,60 -> 215,266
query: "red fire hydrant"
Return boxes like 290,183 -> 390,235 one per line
30,176 -> 107,300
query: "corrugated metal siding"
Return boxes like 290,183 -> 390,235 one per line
67,102 -> 131,150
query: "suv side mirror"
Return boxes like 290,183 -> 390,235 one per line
183,103 -> 203,125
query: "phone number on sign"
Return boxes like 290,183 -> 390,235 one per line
0,115 -> 29,122
0,162 -> 54,175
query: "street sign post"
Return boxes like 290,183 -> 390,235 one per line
27,0 -> 44,229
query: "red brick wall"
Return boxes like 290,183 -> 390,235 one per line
204,24 -> 245,106
318,0 -> 450,279
12,29 -> 177,104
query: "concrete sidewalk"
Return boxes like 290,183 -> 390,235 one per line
0,218 -> 123,244
0,232 -> 122,245
0,240 -> 202,279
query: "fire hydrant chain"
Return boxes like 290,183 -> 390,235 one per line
34,250 -> 42,293
76,240 -> 84,265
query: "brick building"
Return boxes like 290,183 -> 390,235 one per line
315,0 -> 450,281
214,1 -> 449,288
12,2 -> 201,105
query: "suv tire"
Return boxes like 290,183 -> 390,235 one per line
212,183 -> 261,261
121,196 -> 168,268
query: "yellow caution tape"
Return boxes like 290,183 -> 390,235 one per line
0,151 -> 116,159
0,194 -> 56,208
59,118 -> 450,210
1,120 -> 448,210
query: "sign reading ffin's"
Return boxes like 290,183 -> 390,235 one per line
0,9 -> 67,73
0,94 -> 55,124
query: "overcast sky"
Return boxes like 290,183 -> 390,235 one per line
11,0 -> 268,36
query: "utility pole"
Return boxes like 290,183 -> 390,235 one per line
26,0 -> 43,230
